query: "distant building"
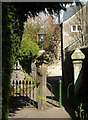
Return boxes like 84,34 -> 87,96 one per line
62,4 -> 88,51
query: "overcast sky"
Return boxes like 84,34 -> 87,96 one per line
79,0 -> 88,3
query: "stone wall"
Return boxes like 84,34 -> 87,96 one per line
63,47 -> 88,98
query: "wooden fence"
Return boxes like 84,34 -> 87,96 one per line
11,80 -> 37,99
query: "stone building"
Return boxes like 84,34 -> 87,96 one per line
63,4 -> 88,51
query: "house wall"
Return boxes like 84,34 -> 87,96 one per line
63,4 -> 87,50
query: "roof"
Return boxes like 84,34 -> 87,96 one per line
60,5 -> 80,23
63,5 -> 80,22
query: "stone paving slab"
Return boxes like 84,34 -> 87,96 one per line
9,106 -> 72,119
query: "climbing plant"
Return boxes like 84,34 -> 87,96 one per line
2,3 -> 23,119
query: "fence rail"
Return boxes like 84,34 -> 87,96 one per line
11,80 -> 36,98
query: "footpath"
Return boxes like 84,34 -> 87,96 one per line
9,105 -> 72,119
9,74 -> 73,119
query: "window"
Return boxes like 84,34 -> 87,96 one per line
73,25 -> 76,31
78,25 -> 82,31
71,24 -> 82,32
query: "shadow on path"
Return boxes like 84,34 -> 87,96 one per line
62,85 -> 76,120
9,76 -> 75,119
47,76 -> 62,101
9,96 -> 38,117
46,76 -> 62,108
47,76 -> 75,119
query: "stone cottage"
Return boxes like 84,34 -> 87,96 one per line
63,3 -> 88,51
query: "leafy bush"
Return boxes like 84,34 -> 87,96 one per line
18,40 -> 40,61
18,40 -> 40,74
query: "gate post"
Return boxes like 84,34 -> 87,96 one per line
36,50 -> 48,110
71,48 -> 85,96
36,62 -> 47,110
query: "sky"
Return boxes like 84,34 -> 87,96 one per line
80,0 -> 88,2
79,0 -> 88,3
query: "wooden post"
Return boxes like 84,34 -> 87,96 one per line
31,61 -> 37,101
31,80 -> 33,100
12,80 -> 15,96
19,80 -> 21,96
23,80 -> 24,96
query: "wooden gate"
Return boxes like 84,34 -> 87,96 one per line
10,80 -> 38,108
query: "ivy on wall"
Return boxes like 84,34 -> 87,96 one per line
2,3 -> 23,119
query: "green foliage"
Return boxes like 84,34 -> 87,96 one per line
2,3 -> 23,119
23,23 -> 40,43
18,23 -> 40,73
24,75 -> 34,82
18,40 -> 40,61
17,40 -> 40,74
75,98 -> 88,119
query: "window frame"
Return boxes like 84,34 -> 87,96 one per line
71,24 -> 82,32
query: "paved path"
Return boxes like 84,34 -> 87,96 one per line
9,76 -> 73,119
9,106 -> 72,119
